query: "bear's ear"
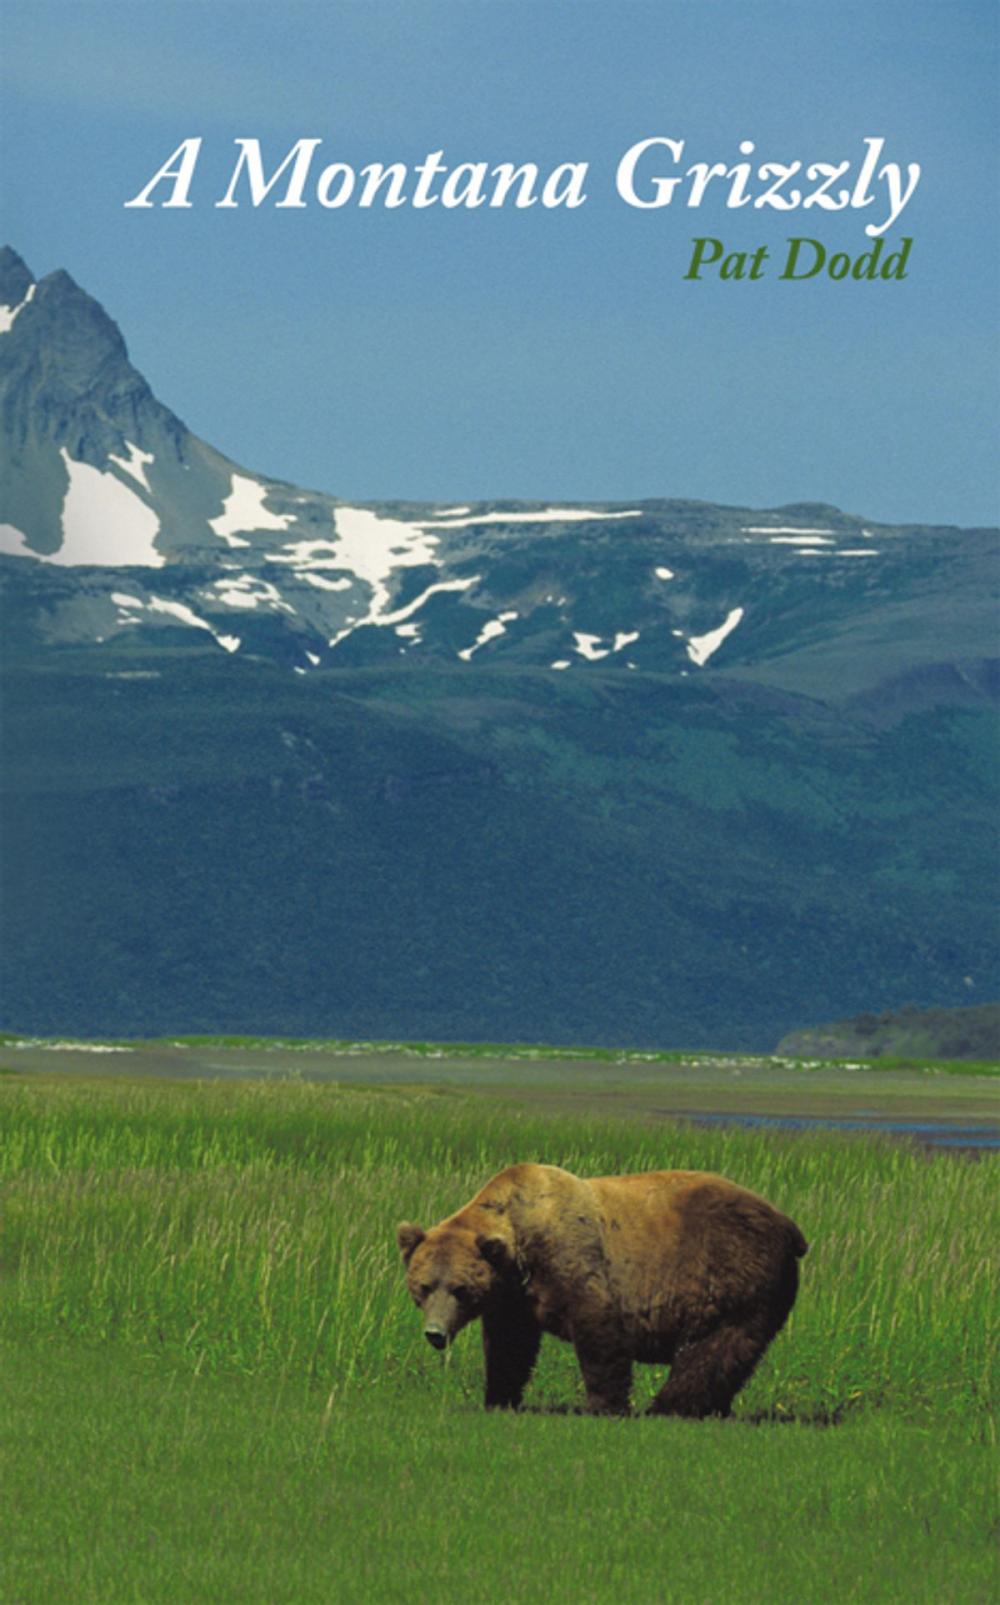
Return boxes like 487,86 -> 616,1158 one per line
476,1233 -> 511,1271
396,1222 -> 425,1263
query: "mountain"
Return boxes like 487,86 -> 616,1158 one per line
776,1002 -> 1000,1063
2,245 -> 997,1048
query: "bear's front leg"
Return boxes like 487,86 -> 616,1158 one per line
573,1342 -> 633,1416
481,1307 -> 542,1410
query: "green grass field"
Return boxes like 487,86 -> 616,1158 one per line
1,1071 -> 997,1602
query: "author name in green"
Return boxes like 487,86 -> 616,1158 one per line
685,236 -> 912,281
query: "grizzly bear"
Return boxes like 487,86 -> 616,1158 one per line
397,1162 -> 807,1418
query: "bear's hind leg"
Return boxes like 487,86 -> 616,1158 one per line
651,1257 -> 800,1420
648,1316 -> 769,1420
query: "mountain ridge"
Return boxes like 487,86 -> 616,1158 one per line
3,247 -> 992,689
1,248 -> 997,1047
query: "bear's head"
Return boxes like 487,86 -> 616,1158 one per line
397,1221 -> 511,1349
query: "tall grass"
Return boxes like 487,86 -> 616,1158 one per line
0,1076 -> 995,1421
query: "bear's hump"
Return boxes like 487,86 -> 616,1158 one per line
472,1162 -> 580,1204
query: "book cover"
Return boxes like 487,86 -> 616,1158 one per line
0,9 -> 998,1598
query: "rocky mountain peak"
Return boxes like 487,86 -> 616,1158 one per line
16,266 -> 131,375
0,248 -> 194,523
0,246 -> 33,307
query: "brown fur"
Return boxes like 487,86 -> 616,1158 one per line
397,1163 -> 807,1418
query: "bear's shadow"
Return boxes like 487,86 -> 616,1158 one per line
507,1403 -> 842,1427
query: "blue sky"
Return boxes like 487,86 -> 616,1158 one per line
2,0 -> 997,524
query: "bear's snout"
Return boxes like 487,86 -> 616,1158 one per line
419,1287 -> 468,1347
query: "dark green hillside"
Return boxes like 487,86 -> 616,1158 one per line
777,1001 -> 1000,1062
2,640 -> 996,1049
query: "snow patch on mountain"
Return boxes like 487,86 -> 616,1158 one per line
379,577 -> 478,628
655,566 -> 675,580
328,574 -> 478,649
0,281 -> 35,334
320,507 -> 483,646
113,591 -> 240,652
573,629 -> 640,661
210,475 -> 295,547
108,441 -> 154,492
687,606 -> 744,666
458,610 -> 518,661
54,450 -> 163,567
210,574 -> 296,613
418,507 -> 642,529
303,573 -> 353,592
573,633 -> 611,661
769,535 -> 835,547
330,506 -> 439,604
1,454 -> 162,567
0,524 -> 32,556
742,526 -> 834,537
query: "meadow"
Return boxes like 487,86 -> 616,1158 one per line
1,1069 -> 997,1602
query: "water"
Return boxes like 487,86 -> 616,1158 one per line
681,1110 -> 999,1151
6,1040 -> 997,1151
